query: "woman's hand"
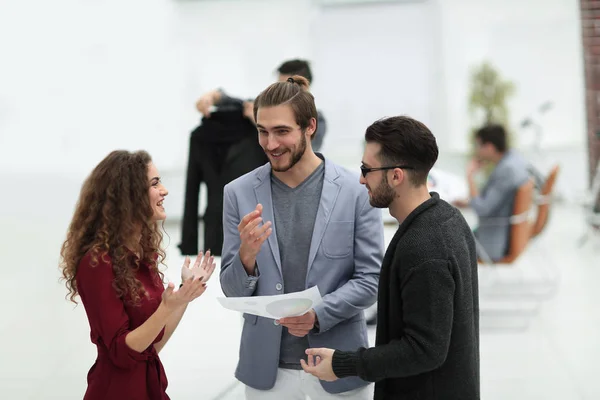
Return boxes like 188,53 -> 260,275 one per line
181,251 -> 216,283
161,277 -> 206,312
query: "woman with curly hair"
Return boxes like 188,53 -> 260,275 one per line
60,150 -> 214,400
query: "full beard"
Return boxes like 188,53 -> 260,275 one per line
369,176 -> 396,208
269,134 -> 307,173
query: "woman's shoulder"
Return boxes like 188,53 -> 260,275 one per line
76,249 -> 114,280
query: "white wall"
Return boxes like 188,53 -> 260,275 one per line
438,0 -> 586,153
311,0 -> 442,166
0,0 -> 587,189
0,0 -> 187,178
166,0 -> 442,169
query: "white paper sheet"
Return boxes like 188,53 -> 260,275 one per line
217,286 -> 323,319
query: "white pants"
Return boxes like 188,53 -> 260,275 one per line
245,368 -> 373,400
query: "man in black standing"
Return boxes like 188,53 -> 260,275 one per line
301,116 -> 480,400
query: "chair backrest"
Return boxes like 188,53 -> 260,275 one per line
498,179 -> 535,263
531,165 -> 560,237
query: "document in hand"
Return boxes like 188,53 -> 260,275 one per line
217,286 -> 323,319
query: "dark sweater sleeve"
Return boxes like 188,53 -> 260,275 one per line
332,259 -> 455,381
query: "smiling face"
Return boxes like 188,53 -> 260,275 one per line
147,162 -> 168,221
256,104 -> 316,173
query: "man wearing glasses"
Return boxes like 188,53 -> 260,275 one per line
301,116 -> 481,400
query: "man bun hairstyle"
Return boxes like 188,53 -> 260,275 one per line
253,75 -> 318,137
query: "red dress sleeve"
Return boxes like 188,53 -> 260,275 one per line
76,252 -> 155,369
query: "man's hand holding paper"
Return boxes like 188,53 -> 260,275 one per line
216,286 -> 323,320
278,309 -> 317,337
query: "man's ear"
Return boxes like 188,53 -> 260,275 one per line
390,168 -> 405,187
307,117 -> 317,137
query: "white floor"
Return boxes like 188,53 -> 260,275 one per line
2,172 -> 599,399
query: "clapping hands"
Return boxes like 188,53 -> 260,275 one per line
161,251 -> 216,311
181,250 -> 216,283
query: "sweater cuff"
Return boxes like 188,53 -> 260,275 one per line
332,350 -> 360,379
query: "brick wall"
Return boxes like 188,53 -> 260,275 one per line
581,0 -> 600,186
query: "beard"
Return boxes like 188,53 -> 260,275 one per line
368,174 -> 396,208
269,133 -> 307,172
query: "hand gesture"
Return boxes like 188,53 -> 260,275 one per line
243,101 -> 255,124
466,158 -> 482,177
278,309 -> 317,337
161,277 -> 206,312
181,251 -> 216,283
238,204 -> 272,273
300,348 -> 338,382
195,90 -> 220,117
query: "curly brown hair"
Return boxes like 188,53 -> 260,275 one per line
59,150 -> 166,305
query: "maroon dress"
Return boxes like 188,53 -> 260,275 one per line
76,251 -> 169,400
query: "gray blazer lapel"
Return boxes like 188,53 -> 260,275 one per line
254,165 -> 282,275
307,159 -> 342,274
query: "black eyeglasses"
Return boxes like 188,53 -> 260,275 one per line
360,165 -> 414,178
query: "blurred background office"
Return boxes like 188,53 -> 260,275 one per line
1,0 -> 599,399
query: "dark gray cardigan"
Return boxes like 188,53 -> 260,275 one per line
333,193 -> 480,400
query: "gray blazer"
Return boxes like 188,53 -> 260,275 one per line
471,150 -> 530,261
220,156 -> 384,394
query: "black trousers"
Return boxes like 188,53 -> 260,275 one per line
179,135 -> 267,256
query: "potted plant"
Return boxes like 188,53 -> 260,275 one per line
468,61 -> 516,132
467,61 -> 516,177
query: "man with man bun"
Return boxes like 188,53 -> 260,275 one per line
220,75 -> 384,399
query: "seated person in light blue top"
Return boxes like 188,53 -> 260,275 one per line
454,124 -> 530,261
